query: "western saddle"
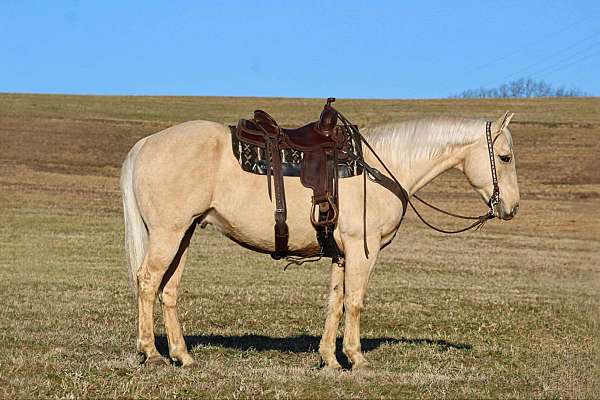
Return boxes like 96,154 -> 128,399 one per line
232,98 -> 362,261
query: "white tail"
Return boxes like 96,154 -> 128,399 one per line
120,138 -> 148,294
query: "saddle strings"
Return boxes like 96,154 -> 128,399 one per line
283,255 -> 323,270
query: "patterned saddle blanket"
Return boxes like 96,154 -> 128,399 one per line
230,126 -> 363,178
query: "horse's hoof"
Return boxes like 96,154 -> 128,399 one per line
352,360 -> 370,371
319,355 -> 342,371
144,355 -> 169,368
178,354 -> 197,368
181,360 -> 198,369
322,360 -> 342,371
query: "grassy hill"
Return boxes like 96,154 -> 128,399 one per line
1,94 -> 598,398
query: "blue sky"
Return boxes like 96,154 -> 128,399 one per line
1,0 -> 599,98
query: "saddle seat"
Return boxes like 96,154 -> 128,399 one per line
238,106 -> 341,151
281,105 -> 340,150
281,123 -> 342,150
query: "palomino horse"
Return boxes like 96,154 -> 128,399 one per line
120,111 -> 519,369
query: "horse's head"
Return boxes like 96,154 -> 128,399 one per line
460,112 -> 520,220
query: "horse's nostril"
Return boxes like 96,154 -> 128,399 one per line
513,204 -> 519,216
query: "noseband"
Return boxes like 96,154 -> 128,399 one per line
485,121 -> 501,212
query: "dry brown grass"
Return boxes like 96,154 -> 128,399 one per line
0,94 -> 598,398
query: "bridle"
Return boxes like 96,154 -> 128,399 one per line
485,120 -> 501,212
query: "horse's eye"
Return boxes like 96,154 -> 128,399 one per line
499,154 -> 512,163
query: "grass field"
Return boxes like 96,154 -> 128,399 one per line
0,94 -> 598,398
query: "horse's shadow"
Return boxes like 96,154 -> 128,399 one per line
155,334 -> 471,369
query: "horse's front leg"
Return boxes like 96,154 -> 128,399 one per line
342,236 -> 380,369
318,260 -> 345,369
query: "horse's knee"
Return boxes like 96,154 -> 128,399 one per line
330,307 -> 343,321
344,296 -> 364,317
328,283 -> 344,308
158,290 -> 177,309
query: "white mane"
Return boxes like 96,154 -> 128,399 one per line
365,117 -> 512,167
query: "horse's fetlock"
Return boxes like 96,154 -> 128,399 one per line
168,347 -> 195,367
137,338 -> 157,355
168,347 -> 185,359
342,343 -> 362,361
319,343 -> 335,356
342,345 -> 354,358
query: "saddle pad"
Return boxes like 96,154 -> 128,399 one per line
229,126 -> 363,178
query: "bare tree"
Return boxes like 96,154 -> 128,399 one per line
452,78 -> 587,98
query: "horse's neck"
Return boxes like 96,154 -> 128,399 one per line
366,142 -> 467,196
402,155 -> 463,195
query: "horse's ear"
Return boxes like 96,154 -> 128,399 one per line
496,111 -> 514,130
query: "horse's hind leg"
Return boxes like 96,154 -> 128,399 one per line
158,224 -> 196,367
136,227 -> 186,366
319,261 -> 345,369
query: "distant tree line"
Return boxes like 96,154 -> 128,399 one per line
453,78 -> 588,98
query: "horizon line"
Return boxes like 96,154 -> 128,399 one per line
1,91 -> 598,101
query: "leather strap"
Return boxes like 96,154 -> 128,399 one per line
362,164 -> 409,213
252,116 -> 289,258
272,140 -> 289,258
486,121 -> 500,208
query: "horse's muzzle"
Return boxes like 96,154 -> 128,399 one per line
500,202 -> 519,220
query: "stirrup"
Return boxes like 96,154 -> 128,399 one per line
310,193 -> 338,227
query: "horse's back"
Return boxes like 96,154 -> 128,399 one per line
142,119 -> 228,149
136,119 -> 229,167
